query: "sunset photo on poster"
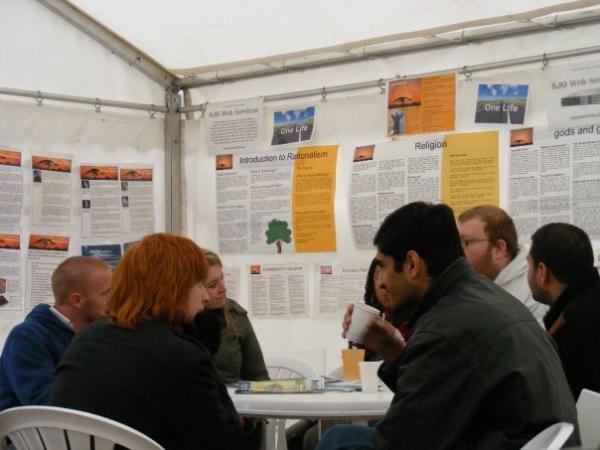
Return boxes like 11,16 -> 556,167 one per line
0,149 -> 21,167
216,154 -> 233,170
120,168 -> 153,181
510,127 -> 534,147
353,145 -> 375,162
32,156 -> 72,172
0,234 -> 20,250
29,234 -> 69,251
80,165 -> 118,180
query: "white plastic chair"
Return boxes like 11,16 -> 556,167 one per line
576,388 -> 600,449
0,406 -> 164,450
263,355 -> 319,450
520,422 -> 574,450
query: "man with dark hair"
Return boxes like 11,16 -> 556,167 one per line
527,222 -> 600,399
0,256 -> 111,410
458,205 -> 547,324
317,202 -> 578,450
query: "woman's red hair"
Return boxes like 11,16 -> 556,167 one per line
109,233 -> 208,330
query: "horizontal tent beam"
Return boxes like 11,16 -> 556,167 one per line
0,87 -> 167,114
176,3 -> 600,88
179,44 -> 600,112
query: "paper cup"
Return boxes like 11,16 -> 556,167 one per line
346,302 -> 380,344
359,361 -> 382,393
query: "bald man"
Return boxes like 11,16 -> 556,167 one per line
0,256 -> 111,410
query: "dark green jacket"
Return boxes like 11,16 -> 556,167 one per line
214,299 -> 269,383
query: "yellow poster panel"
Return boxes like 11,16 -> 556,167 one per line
387,73 -> 455,137
441,131 -> 499,217
291,145 -> 338,252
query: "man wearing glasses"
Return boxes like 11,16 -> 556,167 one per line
457,205 -> 547,325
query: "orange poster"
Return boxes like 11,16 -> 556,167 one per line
291,145 -> 338,253
387,73 -> 456,137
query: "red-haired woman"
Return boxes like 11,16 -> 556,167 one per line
50,233 -> 243,450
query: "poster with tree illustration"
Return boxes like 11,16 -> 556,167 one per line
265,219 -> 292,253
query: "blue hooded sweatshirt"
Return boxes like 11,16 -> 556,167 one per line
0,304 -> 74,410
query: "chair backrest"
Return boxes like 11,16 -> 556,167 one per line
265,354 -> 319,380
576,388 -> 600,448
0,406 -> 164,450
520,422 -> 574,450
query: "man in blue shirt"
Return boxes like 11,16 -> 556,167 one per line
0,256 -> 111,410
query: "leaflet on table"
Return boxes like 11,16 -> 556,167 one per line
216,146 -> 337,254
349,138 -> 442,250
119,165 -> 154,237
0,233 -> 22,310
25,233 -> 69,309
81,241 -> 123,270
508,125 -> 600,240
0,147 -> 23,232
247,263 -> 308,318
206,97 -> 264,155
223,266 -> 241,306
315,263 -> 369,316
236,378 -> 322,394
80,165 -> 121,238
474,84 -> 529,125
440,130 -> 499,217
31,153 -> 73,227
386,73 -> 455,137
546,60 -> 600,129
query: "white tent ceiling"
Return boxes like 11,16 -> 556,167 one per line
68,0 -> 600,80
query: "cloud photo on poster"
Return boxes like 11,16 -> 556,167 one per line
475,84 -> 529,124
271,106 -> 316,146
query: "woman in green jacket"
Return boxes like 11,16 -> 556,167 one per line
202,249 -> 269,384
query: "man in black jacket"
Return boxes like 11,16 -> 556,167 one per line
317,202 -> 578,450
527,222 -> 600,399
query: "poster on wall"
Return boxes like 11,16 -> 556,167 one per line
247,263 -> 308,318
546,61 -> 600,128
315,263 -> 369,316
349,131 -> 498,249
474,84 -> 529,124
270,106 -> 316,146
215,145 -> 337,255
26,234 -> 69,309
349,137 -> 443,249
0,233 -> 22,310
440,130 -> 499,217
386,74 -> 455,137
0,147 -> 23,231
508,125 -> 600,240
119,165 -> 154,237
31,153 -> 73,227
80,165 -> 121,238
206,97 -> 264,155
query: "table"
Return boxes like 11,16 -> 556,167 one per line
229,387 -> 394,450
229,387 -> 393,421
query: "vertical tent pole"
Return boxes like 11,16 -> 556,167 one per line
164,88 -> 182,234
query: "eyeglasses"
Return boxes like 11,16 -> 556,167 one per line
461,238 -> 491,248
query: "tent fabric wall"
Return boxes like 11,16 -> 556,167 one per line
0,99 -> 165,343
1,0 -> 165,104
185,21 -> 600,373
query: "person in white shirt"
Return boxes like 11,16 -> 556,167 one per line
457,205 -> 547,324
